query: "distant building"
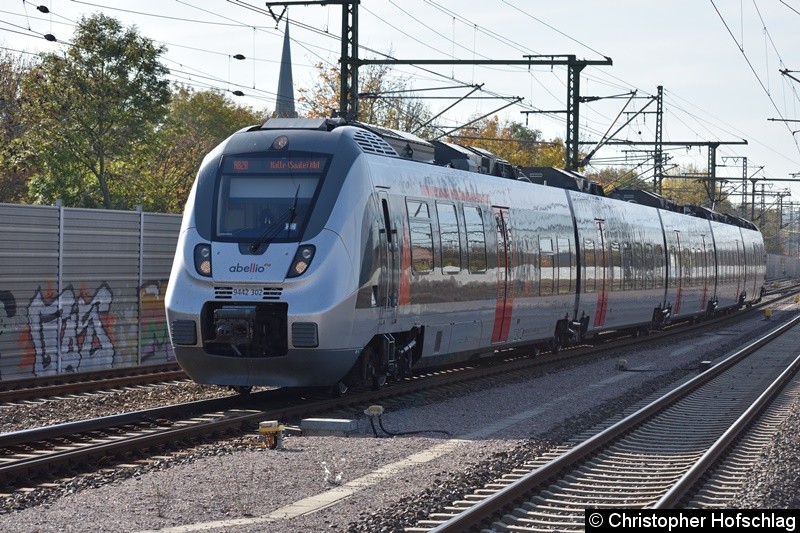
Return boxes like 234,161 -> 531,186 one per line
275,18 -> 297,118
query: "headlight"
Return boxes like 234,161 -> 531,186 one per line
287,245 -> 315,278
194,243 -> 212,277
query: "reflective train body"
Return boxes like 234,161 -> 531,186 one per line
165,118 -> 766,390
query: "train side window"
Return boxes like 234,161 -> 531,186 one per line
409,222 -> 433,273
539,238 -> 554,296
557,238 -> 571,294
632,243 -> 643,290
407,200 -> 429,219
407,199 -> 433,274
669,245 -> 679,286
696,248 -> 704,285
583,239 -> 596,293
464,206 -> 487,273
654,244 -> 664,286
610,241 -> 622,290
729,250 -> 734,281
644,243 -> 654,289
725,250 -> 734,282
730,250 -> 735,281
682,247 -> 692,287
436,203 -> 461,275
622,242 -> 633,290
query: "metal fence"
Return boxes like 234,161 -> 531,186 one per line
767,253 -> 800,281
0,203 -> 181,382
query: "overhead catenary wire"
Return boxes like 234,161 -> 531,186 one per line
1,0 -> 798,194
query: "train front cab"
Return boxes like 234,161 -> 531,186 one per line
167,124 -> 377,389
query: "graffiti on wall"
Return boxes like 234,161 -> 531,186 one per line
140,281 -> 174,362
27,283 -> 118,376
0,279 -> 175,381
0,290 -> 18,380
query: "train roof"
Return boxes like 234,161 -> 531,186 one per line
257,117 -> 759,232
611,188 -> 758,230
523,167 -> 605,196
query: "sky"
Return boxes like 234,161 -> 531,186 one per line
1,0 -> 800,210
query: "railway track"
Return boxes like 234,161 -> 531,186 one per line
1,288 -> 797,503
0,363 -> 187,404
1,281 -> 794,410
409,313 -> 800,532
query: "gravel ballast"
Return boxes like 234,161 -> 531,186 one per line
1,312 -> 798,532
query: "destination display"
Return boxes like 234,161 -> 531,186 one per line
223,156 -> 327,174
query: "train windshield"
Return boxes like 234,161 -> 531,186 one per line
214,154 -> 329,243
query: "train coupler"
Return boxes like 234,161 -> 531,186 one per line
567,315 -> 589,343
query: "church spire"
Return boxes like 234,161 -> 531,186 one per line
275,17 -> 297,118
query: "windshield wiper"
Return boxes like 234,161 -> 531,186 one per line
248,207 -> 293,253
285,185 -> 300,237
248,186 -> 301,253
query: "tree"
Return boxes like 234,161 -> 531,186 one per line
297,60 -> 433,135
21,14 -> 170,209
447,115 -> 563,168
586,166 -> 651,193
296,62 -> 582,167
0,49 -> 34,203
117,86 -> 268,213
661,163 -> 724,207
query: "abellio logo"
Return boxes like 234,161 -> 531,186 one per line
230,262 -> 266,273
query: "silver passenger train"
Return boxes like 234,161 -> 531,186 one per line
165,117 -> 766,392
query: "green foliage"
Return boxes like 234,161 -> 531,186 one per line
297,60 -> 434,135
117,85 -> 267,213
0,49 -> 34,203
586,166 -> 652,193
659,163 -> 744,211
447,115 -> 560,168
21,13 -> 171,209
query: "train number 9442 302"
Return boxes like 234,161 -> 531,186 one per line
231,287 -> 263,297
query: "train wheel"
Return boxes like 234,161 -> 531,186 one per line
331,381 -> 349,397
232,385 -> 252,395
371,374 -> 387,390
364,346 -> 387,390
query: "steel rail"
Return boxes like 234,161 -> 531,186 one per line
654,350 -> 800,508
427,313 -> 800,532
0,364 -> 186,403
2,289 -> 798,497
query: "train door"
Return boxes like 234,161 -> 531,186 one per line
672,231 -> 684,314
735,240 -> 743,302
748,241 -> 761,301
744,240 -> 753,299
700,235 -> 710,311
491,207 -> 513,343
377,190 -> 398,325
593,219 -> 609,327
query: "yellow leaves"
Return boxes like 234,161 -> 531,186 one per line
447,115 -> 563,168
